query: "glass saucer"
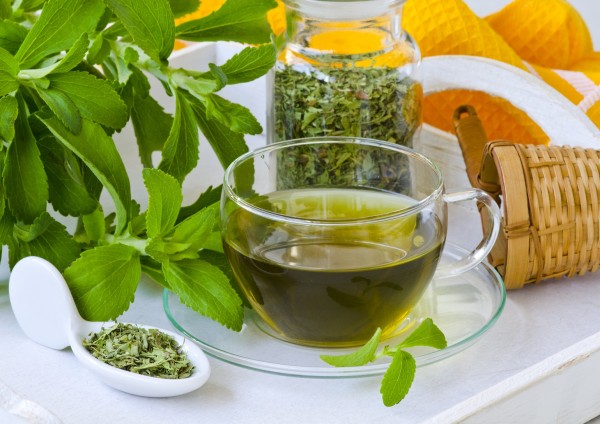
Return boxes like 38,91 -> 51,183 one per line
163,243 -> 506,378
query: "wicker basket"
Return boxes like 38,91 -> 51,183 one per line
454,105 -> 600,290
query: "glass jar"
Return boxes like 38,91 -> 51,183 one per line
267,0 -> 422,147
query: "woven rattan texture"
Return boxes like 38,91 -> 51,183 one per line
504,144 -> 600,287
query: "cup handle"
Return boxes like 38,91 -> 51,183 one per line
435,189 -> 501,279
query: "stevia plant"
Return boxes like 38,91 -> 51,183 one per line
0,0 -> 278,331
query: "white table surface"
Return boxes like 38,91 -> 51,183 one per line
3,3 -> 600,422
2,125 -> 600,424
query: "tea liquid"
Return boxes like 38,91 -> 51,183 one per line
223,188 -> 443,347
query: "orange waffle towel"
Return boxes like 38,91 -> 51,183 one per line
177,0 -> 600,145
403,0 -> 600,144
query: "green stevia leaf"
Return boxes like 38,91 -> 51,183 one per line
397,318 -> 447,350
168,0 -> 199,18
82,206 -> 106,243
87,35 -> 111,65
202,231 -> 223,253
178,185 -> 221,221
380,350 -> 416,407
95,7 -> 113,32
208,63 -> 227,90
123,47 -> 139,65
145,205 -> 215,262
143,168 -> 182,239
48,71 -> 128,130
21,0 -> 47,11
175,0 -> 276,44
127,200 -> 145,236
4,98 -> 48,223
129,213 -> 146,238
163,259 -> 243,331
11,212 -> 81,272
14,211 -> 58,240
16,0 -> 104,68
104,0 -> 175,63
172,70 -> 219,96
0,95 -> 18,141
101,21 -> 128,40
0,20 -> 28,55
170,204 -> 215,249
141,256 -> 171,290
1,209 -> 17,257
0,47 -> 18,75
0,0 -> 11,19
40,116 -> 131,235
188,97 -> 248,168
321,328 -> 383,367
64,244 -> 141,321
19,33 -> 88,80
196,248 -> 248,307
0,49 -> 18,96
130,93 -> 173,168
81,150 -> 103,201
32,76 -> 49,89
158,89 -> 199,183
52,34 -> 89,74
216,44 -> 276,85
204,93 -> 262,135
0,150 -> 6,223
38,136 -> 98,216
128,66 -> 151,98
36,88 -> 82,134
146,239 -> 201,263
145,238 -> 184,263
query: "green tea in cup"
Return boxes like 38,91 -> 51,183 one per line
221,138 -> 500,347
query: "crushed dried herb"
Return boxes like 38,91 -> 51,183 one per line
271,63 -> 421,191
83,323 -> 194,379
272,63 -> 422,144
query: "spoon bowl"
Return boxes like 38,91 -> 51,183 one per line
9,256 -> 210,397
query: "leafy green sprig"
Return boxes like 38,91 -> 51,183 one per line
0,0 -> 279,331
321,319 -> 447,406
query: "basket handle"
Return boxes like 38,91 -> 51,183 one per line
453,106 -> 503,201
453,105 -> 488,187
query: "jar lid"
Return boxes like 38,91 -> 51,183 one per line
284,0 -> 405,20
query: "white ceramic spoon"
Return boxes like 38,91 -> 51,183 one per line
8,256 -> 210,397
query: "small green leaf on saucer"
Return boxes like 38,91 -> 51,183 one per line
320,328 -> 382,367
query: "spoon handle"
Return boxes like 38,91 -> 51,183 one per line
9,256 -> 81,350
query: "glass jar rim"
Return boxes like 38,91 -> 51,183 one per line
223,137 -> 444,227
283,0 -> 406,20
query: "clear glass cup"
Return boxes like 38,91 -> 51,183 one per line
221,137 -> 500,348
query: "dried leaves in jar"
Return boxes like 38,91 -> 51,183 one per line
273,64 -> 422,145
272,64 -> 421,191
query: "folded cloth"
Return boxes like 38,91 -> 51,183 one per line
403,0 -> 600,144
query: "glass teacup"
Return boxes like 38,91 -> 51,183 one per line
221,137 -> 500,347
